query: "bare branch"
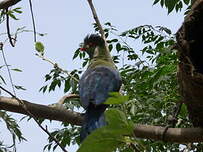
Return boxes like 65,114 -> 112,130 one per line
87,0 -> 105,40
56,94 -> 80,105
5,9 -> 15,47
28,0 -> 37,42
0,0 -> 21,9
134,124 -> 203,143
0,96 -> 83,126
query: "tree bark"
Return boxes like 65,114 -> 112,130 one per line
176,0 -> 203,127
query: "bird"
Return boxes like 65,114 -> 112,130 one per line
79,34 -> 122,142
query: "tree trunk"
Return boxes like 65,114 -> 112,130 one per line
176,0 -> 203,127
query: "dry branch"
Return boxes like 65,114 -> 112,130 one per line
1,96 -> 203,143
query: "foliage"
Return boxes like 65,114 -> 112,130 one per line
153,0 -> 192,14
35,41 -> 45,56
78,109 -> 136,152
0,1 -> 199,152
0,111 -> 26,152
38,22 -> 191,151
104,92 -> 129,105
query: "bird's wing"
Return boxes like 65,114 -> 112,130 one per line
79,66 -> 122,108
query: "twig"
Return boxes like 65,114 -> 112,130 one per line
0,43 -> 16,96
0,86 -> 68,152
57,94 -> 80,105
28,0 -> 37,42
87,0 -> 105,40
5,8 -> 15,47
111,31 -> 150,67
86,0 -> 111,59
36,53 -> 79,82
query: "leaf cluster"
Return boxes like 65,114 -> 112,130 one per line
42,22 -> 193,151
153,0 -> 192,14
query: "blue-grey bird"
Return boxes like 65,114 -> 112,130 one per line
79,34 -> 122,141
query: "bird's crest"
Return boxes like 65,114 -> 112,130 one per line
83,34 -> 105,47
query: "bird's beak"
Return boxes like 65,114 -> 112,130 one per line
80,44 -> 90,51
80,48 -> 86,51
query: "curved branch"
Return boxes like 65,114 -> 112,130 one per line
1,96 -> 203,143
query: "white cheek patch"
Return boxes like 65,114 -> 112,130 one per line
93,47 -> 99,57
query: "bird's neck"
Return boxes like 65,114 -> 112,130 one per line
88,46 -> 116,69
92,46 -> 112,60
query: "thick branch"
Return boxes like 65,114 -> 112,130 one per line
1,96 -> 203,143
0,0 -> 21,9
134,125 -> 203,143
0,96 -> 83,126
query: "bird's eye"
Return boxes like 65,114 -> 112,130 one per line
88,43 -> 95,47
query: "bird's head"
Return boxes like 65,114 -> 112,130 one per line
80,34 -> 105,59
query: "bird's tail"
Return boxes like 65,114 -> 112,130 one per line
80,104 -> 107,142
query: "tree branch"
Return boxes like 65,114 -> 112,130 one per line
86,0 -> 113,62
0,96 -> 83,126
1,95 -> 203,143
0,0 -> 21,9
87,0 -> 105,40
134,124 -> 203,143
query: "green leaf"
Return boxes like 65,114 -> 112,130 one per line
108,44 -> 113,52
78,109 -> 134,152
105,92 -> 129,105
11,68 -> 22,72
73,48 -> 80,60
14,85 -> 26,90
64,79 -> 70,93
0,75 -> 6,84
153,0 -> 160,5
160,0 -> 164,7
179,103 -> 188,118
116,43 -> 122,51
13,7 -> 23,14
107,39 -> 118,43
35,42 -> 45,55
165,0 -> 176,14
183,0 -> 190,5
7,11 -> 19,20
49,79 -> 60,92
